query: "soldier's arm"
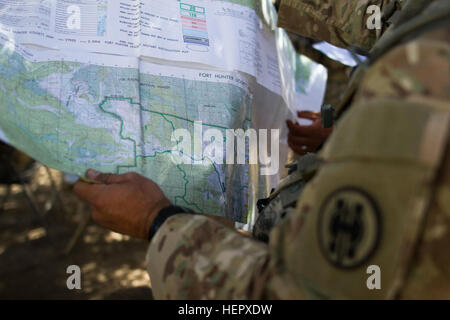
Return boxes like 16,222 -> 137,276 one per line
277,0 -> 393,51
147,210 -> 319,299
72,169 -> 290,299
146,214 -> 273,299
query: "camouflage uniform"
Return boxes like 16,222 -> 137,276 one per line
146,0 -> 450,299
277,0 -> 394,51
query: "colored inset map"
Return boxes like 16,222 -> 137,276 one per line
97,0 -> 107,36
180,3 -> 209,48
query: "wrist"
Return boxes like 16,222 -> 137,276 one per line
142,198 -> 171,239
147,205 -> 196,242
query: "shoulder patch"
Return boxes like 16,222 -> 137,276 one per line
318,187 -> 381,269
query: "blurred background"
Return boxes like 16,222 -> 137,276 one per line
0,142 -> 153,299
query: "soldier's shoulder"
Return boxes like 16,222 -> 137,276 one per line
277,0 -> 390,50
355,27 -> 450,103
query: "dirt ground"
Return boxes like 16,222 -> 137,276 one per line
0,166 -> 154,299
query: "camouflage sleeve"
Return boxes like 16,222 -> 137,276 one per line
277,0 -> 393,51
351,27 -> 450,299
146,212 -> 314,299
146,214 -> 271,299
269,26 -> 450,299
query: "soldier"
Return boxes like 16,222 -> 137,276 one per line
74,0 -> 450,299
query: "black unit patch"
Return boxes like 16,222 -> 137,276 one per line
318,187 -> 381,269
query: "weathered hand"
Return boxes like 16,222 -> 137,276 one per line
73,169 -> 171,239
286,111 -> 333,155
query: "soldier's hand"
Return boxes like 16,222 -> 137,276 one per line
286,111 -> 333,155
73,169 -> 171,239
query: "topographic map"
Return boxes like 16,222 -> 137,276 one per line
0,0 -> 327,224
0,36 -> 253,220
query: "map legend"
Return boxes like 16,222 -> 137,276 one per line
180,2 -> 209,49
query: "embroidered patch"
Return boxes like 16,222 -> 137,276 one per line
318,187 -> 381,269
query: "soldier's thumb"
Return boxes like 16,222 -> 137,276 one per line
86,169 -> 123,184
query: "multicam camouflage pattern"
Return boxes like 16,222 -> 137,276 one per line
401,138 -> 450,299
274,26 -> 449,299
277,0 -> 395,51
352,26 -> 450,299
146,214 -> 268,299
146,1 -> 450,299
